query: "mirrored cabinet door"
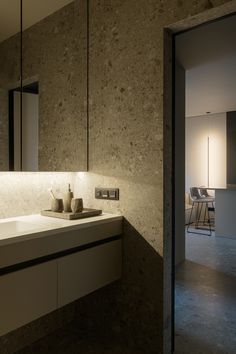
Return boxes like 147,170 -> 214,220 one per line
0,0 -> 21,171
22,0 -> 88,171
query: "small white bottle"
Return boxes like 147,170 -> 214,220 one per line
63,184 -> 74,212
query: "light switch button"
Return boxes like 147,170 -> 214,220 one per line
109,190 -> 116,198
95,190 -> 101,198
102,191 -> 108,198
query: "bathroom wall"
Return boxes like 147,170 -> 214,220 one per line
74,1 -> 232,353
0,89 -> 9,170
0,1 -> 233,353
0,172 -> 74,219
22,0 -> 87,171
0,0 -> 87,172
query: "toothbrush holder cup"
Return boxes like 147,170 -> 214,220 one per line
71,198 -> 83,213
51,198 -> 64,212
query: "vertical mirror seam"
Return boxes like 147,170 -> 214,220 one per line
87,0 -> 90,171
20,0 -> 23,171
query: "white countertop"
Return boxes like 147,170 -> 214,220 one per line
0,213 -> 123,247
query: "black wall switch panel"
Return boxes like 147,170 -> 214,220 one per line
95,188 -> 119,200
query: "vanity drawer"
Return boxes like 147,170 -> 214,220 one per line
58,239 -> 122,307
0,260 -> 57,336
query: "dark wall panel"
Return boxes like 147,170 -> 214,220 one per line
227,111 -> 236,185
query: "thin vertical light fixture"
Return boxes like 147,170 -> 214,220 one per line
207,136 -> 210,188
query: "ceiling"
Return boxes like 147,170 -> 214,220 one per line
176,14 -> 236,117
0,0 -> 74,43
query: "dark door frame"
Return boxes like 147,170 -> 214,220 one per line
163,4 -> 236,354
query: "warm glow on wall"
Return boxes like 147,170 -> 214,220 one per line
208,133 -> 226,188
0,172 -> 75,219
198,132 -> 209,187
186,113 -> 227,192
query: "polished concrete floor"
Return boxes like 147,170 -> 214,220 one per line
175,232 -> 236,354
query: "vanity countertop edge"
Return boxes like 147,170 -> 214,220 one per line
0,213 -> 123,247
0,213 -> 123,271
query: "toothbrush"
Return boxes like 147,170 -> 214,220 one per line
49,189 -> 56,200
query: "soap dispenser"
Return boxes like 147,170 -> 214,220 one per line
63,184 -> 73,212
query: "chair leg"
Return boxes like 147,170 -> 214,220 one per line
204,203 -> 207,225
196,202 -> 203,229
196,203 -> 200,229
207,202 -> 212,235
187,202 -> 195,233
188,200 -> 213,237
211,201 -> 215,228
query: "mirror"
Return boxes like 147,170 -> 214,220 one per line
0,0 -> 88,171
0,0 -> 21,171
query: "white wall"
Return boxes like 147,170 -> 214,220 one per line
186,112 -> 226,193
186,56 -> 236,117
22,93 -> 39,171
175,14 -> 236,118
215,189 -> 236,238
14,92 -> 39,171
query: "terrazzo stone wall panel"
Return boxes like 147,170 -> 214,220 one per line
0,1 -> 87,172
22,0 -> 87,171
0,1 -> 88,172
0,172 -> 74,219
0,89 -> 9,171
75,1 -> 232,353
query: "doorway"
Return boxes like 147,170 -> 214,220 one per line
163,5 -> 236,354
175,14 -> 236,354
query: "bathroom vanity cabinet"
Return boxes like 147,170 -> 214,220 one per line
58,240 -> 121,307
0,260 -> 58,336
0,214 -> 122,336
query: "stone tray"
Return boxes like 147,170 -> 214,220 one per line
41,208 -> 102,220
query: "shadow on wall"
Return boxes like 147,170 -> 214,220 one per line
73,219 -> 163,353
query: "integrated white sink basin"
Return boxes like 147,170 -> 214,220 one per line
0,221 -> 40,238
0,213 -> 121,248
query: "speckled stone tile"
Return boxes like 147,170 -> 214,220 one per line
0,172 -> 74,219
0,89 -> 9,170
22,0 -> 87,171
0,1 -> 87,172
84,0 -> 233,353
175,233 -> 236,353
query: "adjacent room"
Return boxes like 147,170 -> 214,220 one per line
174,13 -> 236,354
